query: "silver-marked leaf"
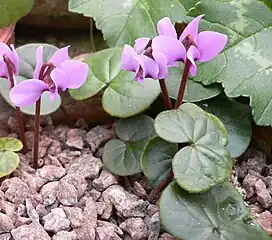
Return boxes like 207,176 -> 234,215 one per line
0,44 -> 61,115
70,48 -> 160,118
188,0 -> 272,125
0,137 -> 23,152
102,115 -> 156,176
160,181 -> 271,240
166,66 -> 222,102
141,136 -> 178,186
155,103 -> 232,192
198,96 -> 252,158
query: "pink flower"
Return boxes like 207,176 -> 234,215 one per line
0,43 -> 19,78
152,15 -> 228,76
9,46 -> 89,107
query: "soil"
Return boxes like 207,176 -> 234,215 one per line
0,111 -> 174,240
232,148 -> 272,235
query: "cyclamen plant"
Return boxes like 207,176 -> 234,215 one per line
9,46 -> 89,168
121,15 -> 228,201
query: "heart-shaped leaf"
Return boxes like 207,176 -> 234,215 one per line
155,103 -> 232,192
0,137 -> 23,152
0,44 -> 62,115
160,181 -> 271,240
198,96 -> 252,158
102,115 -> 156,176
0,0 -> 34,28
141,136 -> 178,186
166,66 -> 222,102
70,48 -> 160,118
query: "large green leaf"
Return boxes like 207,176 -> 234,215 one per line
70,48 -> 160,118
197,96 -> 252,158
102,115 -> 156,176
166,66 -> 222,102
0,44 -> 62,115
188,0 -> 272,126
68,0 -> 199,47
0,0 -> 34,28
141,136 -> 178,186
155,103 -> 232,192
160,181 -> 271,240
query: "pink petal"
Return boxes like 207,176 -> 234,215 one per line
50,68 -> 67,91
9,79 -> 47,107
187,45 -> 200,77
133,55 -> 159,81
197,31 -> 228,62
152,36 -> 186,65
34,46 -> 44,79
48,91 -> 59,101
121,45 -> 138,72
179,15 -> 204,42
10,44 -> 19,74
157,17 -> 177,38
134,37 -> 150,54
49,46 -> 70,68
152,51 -> 168,79
58,60 -> 89,89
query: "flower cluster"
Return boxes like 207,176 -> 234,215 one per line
9,46 -> 89,107
121,15 -> 228,82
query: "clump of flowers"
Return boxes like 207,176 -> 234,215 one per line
121,15 -> 228,110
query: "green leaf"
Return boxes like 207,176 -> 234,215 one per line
155,103 -> 232,192
160,181 -> 271,240
68,0 -> 196,47
70,48 -> 160,118
0,137 -> 23,152
102,115 -> 156,176
0,44 -> 62,115
198,96 -> 252,158
188,0 -> 272,126
166,66 -> 222,102
0,0 -> 34,28
141,136 -> 178,186
0,151 -> 20,178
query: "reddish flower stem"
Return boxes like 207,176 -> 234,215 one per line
32,98 -> 41,169
159,79 -> 172,110
148,60 -> 192,203
3,55 -> 27,151
174,59 -> 191,109
32,63 -> 53,169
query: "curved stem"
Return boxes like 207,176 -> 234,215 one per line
3,55 -> 27,151
159,79 -> 172,110
174,59 -> 191,109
